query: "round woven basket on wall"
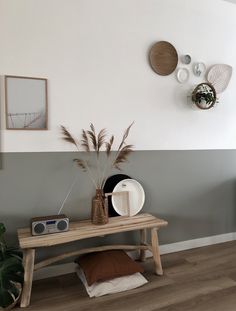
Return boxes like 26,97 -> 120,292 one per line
192,82 -> 217,110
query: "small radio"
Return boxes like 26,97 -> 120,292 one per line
31,214 -> 69,236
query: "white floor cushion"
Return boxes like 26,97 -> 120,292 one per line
76,267 -> 148,298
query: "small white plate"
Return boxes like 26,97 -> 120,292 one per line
193,62 -> 206,77
112,179 -> 145,216
176,68 -> 189,83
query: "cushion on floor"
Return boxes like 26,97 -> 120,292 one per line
75,250 -> 144,286
76,266 -> 148,297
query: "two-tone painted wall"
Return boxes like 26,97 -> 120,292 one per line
1,0 -> 236,260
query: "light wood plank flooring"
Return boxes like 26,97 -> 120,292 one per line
16,241 -> 236,311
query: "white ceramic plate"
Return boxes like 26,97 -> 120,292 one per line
193,62 -> 206,77
176,68 -> 189,83
111,179 -> 145,216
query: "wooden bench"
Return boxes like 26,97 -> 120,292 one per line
17,213 -> 168,307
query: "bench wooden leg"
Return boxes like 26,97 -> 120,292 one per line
20,248 -> 35,308
151,228 -> 163,275
139,229 -> 147,261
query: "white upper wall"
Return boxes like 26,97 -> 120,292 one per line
225,0 -> 236,4
1,0 -> 236,152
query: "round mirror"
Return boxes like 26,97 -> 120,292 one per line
192,83 -> 217,110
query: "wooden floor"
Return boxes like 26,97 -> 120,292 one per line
16,241 -> 236,311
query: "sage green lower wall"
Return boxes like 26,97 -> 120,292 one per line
1,150 -> 236,261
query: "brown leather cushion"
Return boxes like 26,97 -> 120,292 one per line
76,250 -> 144,286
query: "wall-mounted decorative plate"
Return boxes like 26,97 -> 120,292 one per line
176,68 -> 189,83
193,62 -> 206,77
181,54 -> 191,65
207,64 -> 233,93
149,41 -> 178,76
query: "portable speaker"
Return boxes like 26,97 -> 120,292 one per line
31,214 -> 69,236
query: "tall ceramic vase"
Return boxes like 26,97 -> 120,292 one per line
91,189 -> 108,225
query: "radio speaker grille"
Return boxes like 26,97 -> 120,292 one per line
33,223 -> 45,234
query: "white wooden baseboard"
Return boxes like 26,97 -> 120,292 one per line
34,232 -> 236,281
159,232 -> 236,255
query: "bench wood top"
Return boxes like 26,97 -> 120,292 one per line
18,213 -> 168,249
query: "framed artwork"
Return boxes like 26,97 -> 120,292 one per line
5,75 -> 48,130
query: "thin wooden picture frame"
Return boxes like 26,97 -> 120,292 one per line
5,75 -> 48,130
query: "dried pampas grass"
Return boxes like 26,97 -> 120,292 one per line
61,123 -> 134,189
